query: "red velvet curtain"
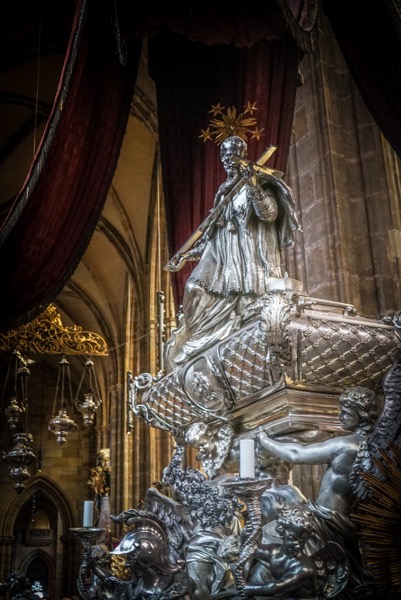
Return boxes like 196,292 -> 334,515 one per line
0,0 -> 142,331
148,29 -> 302,306
131,0 -> 318,51
323,0 -> 401,158
0,0 -> 319,328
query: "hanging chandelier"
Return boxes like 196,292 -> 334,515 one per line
1,350 -> 36,493
4,350 -> 29,429
5,393 -> 25,430
2,432 -> 36,495
48,354 -> 77,445
0,305 -> 108,461
75,356 -> 102,428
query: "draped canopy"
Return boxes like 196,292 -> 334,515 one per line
1,0 -> 400,330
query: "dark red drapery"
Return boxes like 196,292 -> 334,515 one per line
0,0 -> 320,328
4,0 -> 401,327
0,0 -> 142,331
148,28 -> 302,306
323,0 -> 401,159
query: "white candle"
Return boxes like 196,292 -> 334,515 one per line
83,501 -> 94,527
240,439 -> 255,479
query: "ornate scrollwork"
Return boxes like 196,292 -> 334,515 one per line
0,304 -> 108,355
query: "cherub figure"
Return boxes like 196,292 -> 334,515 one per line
184,421 -> 234,479
243,507 -> 320,598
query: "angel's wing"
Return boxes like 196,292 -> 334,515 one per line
312,541 -> 350,598
351,313 -> 401,500
143,487 -> 192,559
376,357 -> 401,434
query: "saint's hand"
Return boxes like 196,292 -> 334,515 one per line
167,254 -> 187,272
243,163 -> 258,187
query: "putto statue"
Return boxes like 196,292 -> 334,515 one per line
243,506 -> 330,599
75,106 -> 401,599
258,386 -> 378,597
258,386 -> 378,517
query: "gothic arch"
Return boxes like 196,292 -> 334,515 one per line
0,474 -> 74,539
19,548 -> 56,598
19,547 -> 55,571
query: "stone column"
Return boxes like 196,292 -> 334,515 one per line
0,536 -> 15,581
286,11 -> 401,318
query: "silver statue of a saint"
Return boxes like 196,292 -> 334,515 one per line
165,135 -> 300,367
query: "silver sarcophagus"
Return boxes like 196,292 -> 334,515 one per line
129,281 -> 401,437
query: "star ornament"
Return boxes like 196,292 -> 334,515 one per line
199,102 -> 264,145
199,128 -> 214,142
209,103 -> 225,116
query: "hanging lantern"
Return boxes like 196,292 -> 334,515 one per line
48,355 -> 77,445
5,394 -> 25,430
2,432 -> 36,494
1,350 -> 36,493
48,409 -> 77,445
3,350 -> 30,431
75,356 -> 102,428
17,361 -> 30,394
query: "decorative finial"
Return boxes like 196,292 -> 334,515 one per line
200,101 -> 264,145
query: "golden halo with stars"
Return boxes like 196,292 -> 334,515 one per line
200,101 -> 264,145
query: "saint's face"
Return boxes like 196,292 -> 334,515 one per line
220,139 -> 247,178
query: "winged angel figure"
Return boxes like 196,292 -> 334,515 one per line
350,311 -> 401,501
254,312 -> 401,598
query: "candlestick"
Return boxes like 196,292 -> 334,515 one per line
222,478 -> 271,596
70,526 -> 105,598
83,500 -> 94,527
240,439 -> 255,479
